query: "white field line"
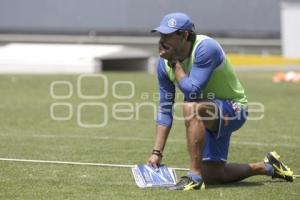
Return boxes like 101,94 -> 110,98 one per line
0,158 -> 299,177
0,157 -> 189,171
26,134 -> 300,149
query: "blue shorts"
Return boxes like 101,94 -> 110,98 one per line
202,99 -> 248,162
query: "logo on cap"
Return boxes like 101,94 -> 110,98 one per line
167,18 -> 177,28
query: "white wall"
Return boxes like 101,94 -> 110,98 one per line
0,0 -> 281,37
281,1 -> 300,57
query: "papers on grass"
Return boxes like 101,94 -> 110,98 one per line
132,164 -> 177,188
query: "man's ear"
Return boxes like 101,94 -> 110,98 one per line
183,31 -> 189,41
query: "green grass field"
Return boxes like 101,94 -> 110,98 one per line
0,72 -> 299,199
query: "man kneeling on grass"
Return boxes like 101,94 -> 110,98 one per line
147,12 -> 294,190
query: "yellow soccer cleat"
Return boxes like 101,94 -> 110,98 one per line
168,176 -> 205,191
264,151 -> 294,182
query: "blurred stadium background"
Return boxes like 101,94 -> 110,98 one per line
0,0 -> 300,73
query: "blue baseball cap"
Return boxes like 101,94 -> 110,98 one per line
151,12 -> 195,34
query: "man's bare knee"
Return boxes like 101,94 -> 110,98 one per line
197,101 -> 218,120
182,101 -> 218,131
197,102 -> 218,132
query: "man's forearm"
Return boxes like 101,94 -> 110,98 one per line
153,124 -> 171,152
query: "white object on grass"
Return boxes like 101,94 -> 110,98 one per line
132,164 -> 177,188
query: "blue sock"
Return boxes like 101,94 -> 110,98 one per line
265,163 -> 274,176
188,171 -> 202,183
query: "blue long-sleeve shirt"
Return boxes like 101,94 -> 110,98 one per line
156,38 -> 225,127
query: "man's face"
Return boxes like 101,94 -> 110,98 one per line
158,32 -> 184,60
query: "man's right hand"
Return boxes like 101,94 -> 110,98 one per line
147,154 -> 162,169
